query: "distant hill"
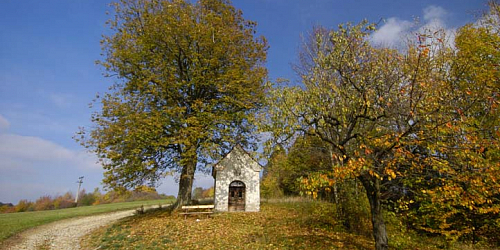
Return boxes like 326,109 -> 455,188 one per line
0,202 -> 13,207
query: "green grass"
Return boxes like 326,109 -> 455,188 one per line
0,199 -> 174,242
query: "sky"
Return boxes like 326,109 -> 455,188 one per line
0,0 -> 488,204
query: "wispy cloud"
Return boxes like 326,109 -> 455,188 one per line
49,92 -> 75,109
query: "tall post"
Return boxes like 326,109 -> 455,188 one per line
75,176 -> 84,204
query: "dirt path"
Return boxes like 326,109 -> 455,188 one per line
1,207 -> 153,250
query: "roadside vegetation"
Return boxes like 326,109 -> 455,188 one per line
0,198 -> 174,242
0,186 -> 174,214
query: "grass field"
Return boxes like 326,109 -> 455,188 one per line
82,200 -> 373,250
80,199 -> 498,250
0,198 -> 174,242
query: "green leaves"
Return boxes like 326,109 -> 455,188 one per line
80,0 -> 267,194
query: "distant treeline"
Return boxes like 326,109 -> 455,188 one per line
192,186 -> 214,200
0,186 -> 174,213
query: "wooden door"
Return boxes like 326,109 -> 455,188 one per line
228,181 -> 245,211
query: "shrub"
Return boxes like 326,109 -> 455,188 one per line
15,199 -> 34,212
34,195 -> 55,211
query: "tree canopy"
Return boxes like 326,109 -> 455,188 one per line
77,0 -> 267,207
262,5 -> 500,248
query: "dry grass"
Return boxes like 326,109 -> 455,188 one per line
81,199 -> 499,250
81,200 -> 373,250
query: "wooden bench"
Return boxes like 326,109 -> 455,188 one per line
180,204 -> 215,219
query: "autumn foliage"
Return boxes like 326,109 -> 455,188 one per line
76,0 -> 268,209
262,2 -> 500,249
0,186 -> 170,214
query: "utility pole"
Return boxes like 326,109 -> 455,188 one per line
75,176 -> 84,204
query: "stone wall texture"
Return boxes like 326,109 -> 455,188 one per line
214,146 -> 261,212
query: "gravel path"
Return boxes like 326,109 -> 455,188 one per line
2,209 -> 142,250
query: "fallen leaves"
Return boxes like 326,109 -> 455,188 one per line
82,201 -> 373,250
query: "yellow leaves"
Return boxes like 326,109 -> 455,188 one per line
85,202 -> 371,250
328,179 -> 335,186
86,0 -> 271,191
312,191 -> 318,199
385,169 -> 397,181
368,170 -> 381,180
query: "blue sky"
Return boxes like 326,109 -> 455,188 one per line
0,0 -> 487,204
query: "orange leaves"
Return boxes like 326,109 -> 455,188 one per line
359,144 -> 373,155
420,47 -> 430,58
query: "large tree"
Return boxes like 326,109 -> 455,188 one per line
77,0 -> 267,208
407,2 -> 500,243
262,21 -> 465,249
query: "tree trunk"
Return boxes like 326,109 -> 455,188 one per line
359,174 -> 389,250
172,157 -> 196,209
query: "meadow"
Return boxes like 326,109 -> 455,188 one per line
80,199 -> 491,250
0,198 -> 174,242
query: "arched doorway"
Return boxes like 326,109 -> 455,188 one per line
228,181 -> 245,211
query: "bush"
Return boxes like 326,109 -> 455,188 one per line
334,180 -> 372,237
15,200 -> 34,212
78,192 -> 96,206
34,195 -> 55,211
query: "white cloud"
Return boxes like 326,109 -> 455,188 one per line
0,134 -> 74,162
156,175 -> 180,196
371,18 -> 413,47
421,5 -> 449,32
0,133 -> 101,171
0,133 -> 103,203
155,173 -> 214,197
0,114 -> 10,132
423,5 -> 448,22
371,5 -> 456,49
